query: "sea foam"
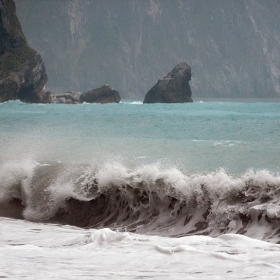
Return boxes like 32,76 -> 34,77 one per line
1,159 -> 280,242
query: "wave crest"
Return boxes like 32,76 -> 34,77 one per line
1,160 -> 280,242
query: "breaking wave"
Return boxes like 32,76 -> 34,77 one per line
1,159 -> 280,243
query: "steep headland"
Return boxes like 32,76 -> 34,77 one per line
144,62 -> 193,103
0,0 -> 49,103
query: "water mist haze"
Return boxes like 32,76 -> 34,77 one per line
14,0 -> 280,99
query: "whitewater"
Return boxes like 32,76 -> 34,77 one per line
1,100 -> 280,279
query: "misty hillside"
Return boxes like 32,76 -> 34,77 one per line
14,0 -> 280,99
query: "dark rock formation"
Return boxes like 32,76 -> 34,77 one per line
80,85 -> 121,104
144,62 -> 193,103
0,0 -> 48,103
51,86 -> 120,104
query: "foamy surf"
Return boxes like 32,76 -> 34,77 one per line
1,217 -> 280,279
1,159 -> 280,243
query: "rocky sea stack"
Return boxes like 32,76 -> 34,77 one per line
52,85 -> 121,104
144,62 -> 193,103
0,0 -> 49,103
80,85 -> 121,104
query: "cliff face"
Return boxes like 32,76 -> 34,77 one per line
0,0 -> 48,103
14,0 -> 280,99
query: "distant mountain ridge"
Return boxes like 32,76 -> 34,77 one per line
14,0 -> 280,99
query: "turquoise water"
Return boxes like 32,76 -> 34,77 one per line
1,100 -> 280,174
2,100 -> 280,241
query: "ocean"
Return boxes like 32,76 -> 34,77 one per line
1,99 -> 280,279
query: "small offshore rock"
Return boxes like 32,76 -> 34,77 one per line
80,85 -> 121,104
143,62 -> 193,103
51,91 -> 81,104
